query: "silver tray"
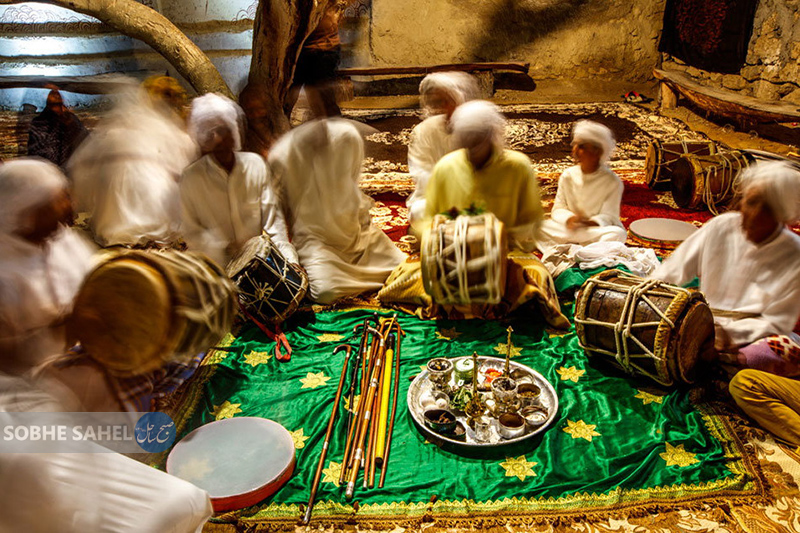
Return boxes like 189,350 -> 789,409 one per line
407,356 -> 558,448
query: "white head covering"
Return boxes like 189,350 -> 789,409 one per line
188,93 -> 245,152
740,160 -> 800,223
572,120 -> 616,164
0,159 -> 68,234
419,72 -> 480,115
450,100 -> 506,149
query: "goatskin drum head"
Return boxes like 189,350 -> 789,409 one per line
630,218 -> 698,248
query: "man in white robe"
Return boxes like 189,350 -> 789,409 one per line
652,160 -> 800,372
269,119 -> 406,304
69,82 -> 196,248
406,72 -> 479,224
538,120 -> 627,251
0,159 -> 96,375
180,93 -> 298,267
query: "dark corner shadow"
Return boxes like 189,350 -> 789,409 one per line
469,0 -> 600,62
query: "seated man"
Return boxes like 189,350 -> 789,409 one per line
652,160 -> 800,376
406,72 -> 479,224
0,159 -> 97,375
69,78 -> 196,248
268,119 -> 406,304
538,120 -> 627,250
27,87 -> 87,167
382,101 -> 568,327
729,369 -> 800,446
181,93 -> 298,267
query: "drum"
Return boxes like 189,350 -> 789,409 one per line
71,250 -> 237,376
226,234 -> 308,325
629,218 -> 698,250
421,213 -> 508,305
671,150 -> 752,212
167,417 -> 295,512
574,270 -> 714,386
645,139 -> 717,189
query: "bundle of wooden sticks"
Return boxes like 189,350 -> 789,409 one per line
303,315 -> 403,524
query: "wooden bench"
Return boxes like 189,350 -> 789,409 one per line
339,62 -> 535,98
654,68 -> 800,125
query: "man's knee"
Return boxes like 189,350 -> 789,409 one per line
729,368 -> 763,401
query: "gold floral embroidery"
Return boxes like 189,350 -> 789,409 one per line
322,461 -> 342,486
500,456 -> 538,481
493,342 -> 522,358
243,350 -> 272,367
557,366 -> 585,382
344,394 -> 361,414
212,401 -> 242,420
563,419 -> 601,442
635,389 -> 665,405
435,328 -> 462,340
317,334 -> 344,342
300,372 -> 332,389
290,428 -> 311,449
661,443 -> 700,467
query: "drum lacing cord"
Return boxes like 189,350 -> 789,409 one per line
431,215 -> 502,305
574,272 -> 691,384
702,152 -> 747,215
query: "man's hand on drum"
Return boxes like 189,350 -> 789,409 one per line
566,214 -> 599,230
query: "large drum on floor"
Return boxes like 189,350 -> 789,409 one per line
422,213 -> 508,305
226,234 -> 308,325
645,139 -> 717,189
671,150 -> 751,212
167,417 -> 295,512
71,250 -> 237,376
574,270 -> 714,386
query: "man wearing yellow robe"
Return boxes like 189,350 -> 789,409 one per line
380,101 -> 567,328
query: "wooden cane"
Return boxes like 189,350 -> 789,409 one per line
345,332 -> 386,500
379,325 -> 404,488
345,326 -> 382,474
302,344 -> 352,525
339,320 -> 371,485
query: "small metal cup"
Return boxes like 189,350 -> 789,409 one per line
517,383 -> 541,408
427,358 -> 454,390
520,407 -> 548,428
469,415 -> 493,442
498,413 -> 526,439
491,376 -> 518,404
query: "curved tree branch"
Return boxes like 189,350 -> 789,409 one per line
0,0 -> 232,98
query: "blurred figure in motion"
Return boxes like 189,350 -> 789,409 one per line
537,119 -> 627,250
407,72 -> 479,225
0,159 -> 96,376
68,76 -> 197,248
268,119 -> 405,304
27,86 -> 87,167
181,93 -> 298,267
285,0 -> 348,119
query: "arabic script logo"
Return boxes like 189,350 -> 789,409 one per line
134,412 -> 176,453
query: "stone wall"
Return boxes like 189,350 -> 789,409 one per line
662,0 -> 800,105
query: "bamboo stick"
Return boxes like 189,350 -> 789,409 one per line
379,325 -> 404,488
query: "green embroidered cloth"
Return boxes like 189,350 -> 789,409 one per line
165,298 -> 762,529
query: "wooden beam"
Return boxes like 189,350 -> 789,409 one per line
654,68 -> 800,124
339,62 -> 530,76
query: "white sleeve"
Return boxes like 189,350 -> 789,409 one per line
407,125 -> 438,190
722,281 -> 800,346
589,178 -> 624,227
261,182 -> 299,265
550,171 -> 575,225
650,221 -> 709,286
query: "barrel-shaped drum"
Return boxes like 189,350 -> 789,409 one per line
671,150 -> 751,211
71,250 -> 237,376
422,213 -> 508,305
574,270 -> 714,386
226,234 -> 308,325
645,139 -> 717,189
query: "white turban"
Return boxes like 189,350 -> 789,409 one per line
188,93 -> 245,153
419,72 -> 480,114
740,160 -> 800,223
572,120 -> 616,164
450,100 -> 506,149
0,159 -> 68,234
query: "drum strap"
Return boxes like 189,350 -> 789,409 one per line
240,304 -> 293,362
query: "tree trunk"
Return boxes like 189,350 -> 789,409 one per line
0,0 -> 232,98
241,0 -> 330,155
